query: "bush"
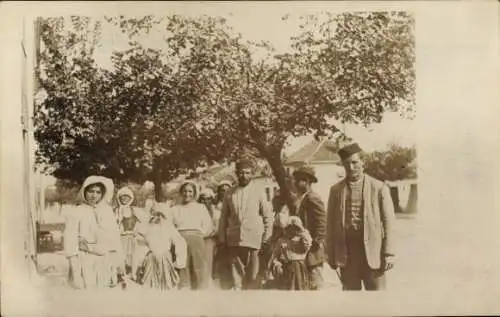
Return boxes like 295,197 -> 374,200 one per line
363,143 -> 416,181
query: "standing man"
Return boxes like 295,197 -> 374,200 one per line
217,158 -> 274,290
326,143 -> 395,291
292,165 -> 327,290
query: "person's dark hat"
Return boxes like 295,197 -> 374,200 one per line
235,158 -> 255,170
338,143 -> 363,161
293,165 -> 318,183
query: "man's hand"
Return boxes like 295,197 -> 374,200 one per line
78,237 -> 89,252
272,260 -> 283,277
381,255 -> 395,271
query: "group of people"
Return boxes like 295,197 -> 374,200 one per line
63,142 -> 395,291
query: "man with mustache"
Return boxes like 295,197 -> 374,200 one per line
326,143 -> 396,291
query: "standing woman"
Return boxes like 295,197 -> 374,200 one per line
64,176 -> 124,289
214,180 -> 232,210
170,181 -> 212,290
198,188 -> 219,288
213,180 -> 233,289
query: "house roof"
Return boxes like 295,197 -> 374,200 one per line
285,138 -> 342,165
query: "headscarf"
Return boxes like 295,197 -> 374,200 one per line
179,180 -> 199,202
77,176 -> 122,257
117,186 -> 135,206
217,180 -> 233,190
116,186 -> 135,222
287,216 -> 305,231
78,175 -> 114,206
216,180 -> 233,205
199,187 -> 215,199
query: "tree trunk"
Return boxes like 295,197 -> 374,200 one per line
153,156 -> 164,202
260,145 -> 297,213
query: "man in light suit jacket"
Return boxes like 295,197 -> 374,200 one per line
292,165 -> 327,290
326,143 -> 395,290
217,158 -> 274,290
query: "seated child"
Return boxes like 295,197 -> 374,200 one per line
266,216 -> 313,290
135,211 -> 187,291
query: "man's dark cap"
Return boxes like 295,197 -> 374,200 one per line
338,143 -> 363,161
235,158 -> 255,170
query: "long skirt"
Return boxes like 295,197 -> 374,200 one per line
178,231 -> 209,290
276,260 -> 310,290
121,234 -> 136,273
139,251 -> 180,291
68,252 -> 114,289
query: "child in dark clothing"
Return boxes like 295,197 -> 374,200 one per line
115,187 -> 142,280
266,216 -> 312,290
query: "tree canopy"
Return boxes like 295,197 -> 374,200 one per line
34,12 -> 415,207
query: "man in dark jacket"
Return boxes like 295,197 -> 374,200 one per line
292,165 -> 327,290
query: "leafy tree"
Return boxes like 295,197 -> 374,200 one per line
35,16 -> 208,199
364,143 -> 417,181
35,12 -> 415,208
35,16 -> 106,183
147,12 -> 416,209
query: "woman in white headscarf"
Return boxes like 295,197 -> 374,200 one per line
198,187 -> 219,288
63,176 -> 124,289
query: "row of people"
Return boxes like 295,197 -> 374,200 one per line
64,142 -> 395,291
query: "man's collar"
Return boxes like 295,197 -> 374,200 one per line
347,174 -> 365,185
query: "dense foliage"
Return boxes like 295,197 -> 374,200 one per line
364,143 -> 417,181
35,12 -> 415,207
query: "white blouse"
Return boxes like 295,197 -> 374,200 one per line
170,202 -> 212,236
63,204 -> 122,257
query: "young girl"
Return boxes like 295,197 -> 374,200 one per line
266,216 -> 313,290
115,186 -> 142,280
136,211 -> 187,291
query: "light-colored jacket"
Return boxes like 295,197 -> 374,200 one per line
218,181 -> 274,250
326,174 -> 395,270
64,176 -> 122,258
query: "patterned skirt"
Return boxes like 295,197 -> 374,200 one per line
138,251 -> 180,291
276,260 -> 310,290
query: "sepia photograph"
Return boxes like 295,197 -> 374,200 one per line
1,1 -> 498,316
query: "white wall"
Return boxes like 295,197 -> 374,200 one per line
310,164 -> 345,205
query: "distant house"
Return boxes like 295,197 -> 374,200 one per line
284,138 -> 345,204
